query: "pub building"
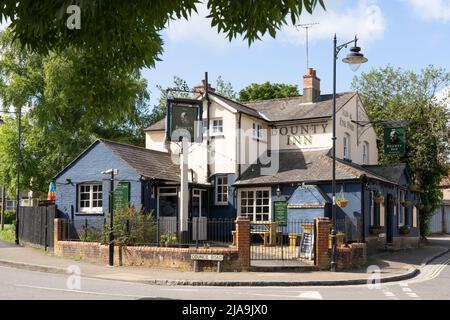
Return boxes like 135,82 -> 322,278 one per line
55,68 -> 420,252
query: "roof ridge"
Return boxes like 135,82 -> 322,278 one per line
100,138 -> 170,156
242,91 -> 356,106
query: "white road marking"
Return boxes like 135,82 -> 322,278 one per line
402,288 -> 412,292
297,291 -> 323,300
14,284 -> 146,298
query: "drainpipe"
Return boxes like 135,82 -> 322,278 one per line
237,112 -> 242,179
205,72 -> 211,181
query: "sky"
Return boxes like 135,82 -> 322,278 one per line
143,0 -> 450,107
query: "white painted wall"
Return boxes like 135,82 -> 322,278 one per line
144,93 -> 379,182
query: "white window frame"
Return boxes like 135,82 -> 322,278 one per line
252,122 -> 264,140
343,133 -> 350,159
238,187 -> 271,222
78,183 -> 103,214
363,141 -> 369,164
370,191 -> 375,226
203,118 -> 223,137
215,175 -> 228,205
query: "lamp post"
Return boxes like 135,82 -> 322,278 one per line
0,107 -> 22,244
102,168 -> 118,266
331,35 -> 368,272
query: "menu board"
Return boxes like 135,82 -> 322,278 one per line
273,200 -> 287,226
113,181 -> 130,212
299,231 -> 314,260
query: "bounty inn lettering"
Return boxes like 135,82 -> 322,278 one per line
277,123 -> 329,146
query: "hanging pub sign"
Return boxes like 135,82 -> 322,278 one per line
166,98 -> 203,143
273,200 -> 288,226
383,127 -> 405,156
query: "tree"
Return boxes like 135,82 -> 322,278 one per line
352,65 -> 450,236
215,76 -> 237,100
238,82 -> 300,102
0,30 -> 150,193
0,1 -> 325,71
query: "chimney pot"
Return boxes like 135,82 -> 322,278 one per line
303,68 -> 320,102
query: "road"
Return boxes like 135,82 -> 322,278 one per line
0,250 -> 449,300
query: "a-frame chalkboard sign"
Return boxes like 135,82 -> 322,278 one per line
299,231 -> 314,260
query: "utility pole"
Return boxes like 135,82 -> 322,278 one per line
298,23 -> 319,69
102,169 -> 118,266
1,186 -> 5,230
15,105 -> 22,245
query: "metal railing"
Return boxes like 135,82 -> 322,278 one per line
64,217 -> 235,248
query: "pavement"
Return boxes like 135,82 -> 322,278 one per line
0,236 -> 449,287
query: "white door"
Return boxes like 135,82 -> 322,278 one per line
192,189 -> 207,240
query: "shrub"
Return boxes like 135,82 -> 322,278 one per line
1,210 -> 16,224
104,207 -> 157,246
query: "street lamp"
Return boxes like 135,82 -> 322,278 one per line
331,35 -> 368,272
102,168 -> 118,266
0,108 -> 22,245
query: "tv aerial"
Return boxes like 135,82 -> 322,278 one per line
297,23 -> 319,69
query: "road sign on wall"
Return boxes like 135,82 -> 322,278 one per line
384,127 -> 405,156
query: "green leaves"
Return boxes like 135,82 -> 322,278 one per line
352,65 -> 450,235
238,82 -> 300,102
0,0 -> 325,70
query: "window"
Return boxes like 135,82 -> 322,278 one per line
203,118 -> 223,136
215,175 -> 228,205
398,190 -> 406,226
252,122 -> 263,140
158,187 -> 178,217
78,184 -> 103,213
239,188 -> 271,221
363,141 -> 369,164
343,133 -> 350,159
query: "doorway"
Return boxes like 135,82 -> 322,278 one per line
157,187 -> 178,235
191,189 -> 207,240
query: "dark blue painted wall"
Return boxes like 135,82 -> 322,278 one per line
55,142 -> 143,226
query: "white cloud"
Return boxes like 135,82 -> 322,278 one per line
165,1 -> 386,49
279,0 -> 386,47
405,0 -> 450,23
165,3 -> 246,49
436,85 -> 450,107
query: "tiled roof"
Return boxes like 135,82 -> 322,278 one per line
145,118 -> 166,131
243,92 -> 356,122
144,91 -> 357,131
362,164 -> 407,185
101,139 -> 180,182
235,149 -> 393,186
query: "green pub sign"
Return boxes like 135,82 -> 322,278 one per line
113,181 -> 130,212
384,127 -> 405,156
273,200 -> 288,226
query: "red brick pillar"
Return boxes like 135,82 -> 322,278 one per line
235,216 -> 250,271
315,217 -> 331,270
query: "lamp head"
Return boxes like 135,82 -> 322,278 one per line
342,45 -> 368,72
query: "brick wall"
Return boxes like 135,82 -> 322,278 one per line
235,216 -> 250,270
336,243 -> 368,270
315,217 -> 331,270
54,218 -> 244,272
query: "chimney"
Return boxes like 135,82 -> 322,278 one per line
303,67 -> 321,102
193,80 -> 215,98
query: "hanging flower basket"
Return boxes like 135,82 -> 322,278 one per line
399,225 -> 411,235
374,192 -> 384,204
415,202 -> 424,210
336,198 -> 349,208
423,205 -> 433,213
370,226 -> 383,236
401,200 -> 412,208
409,183 -> 420,192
